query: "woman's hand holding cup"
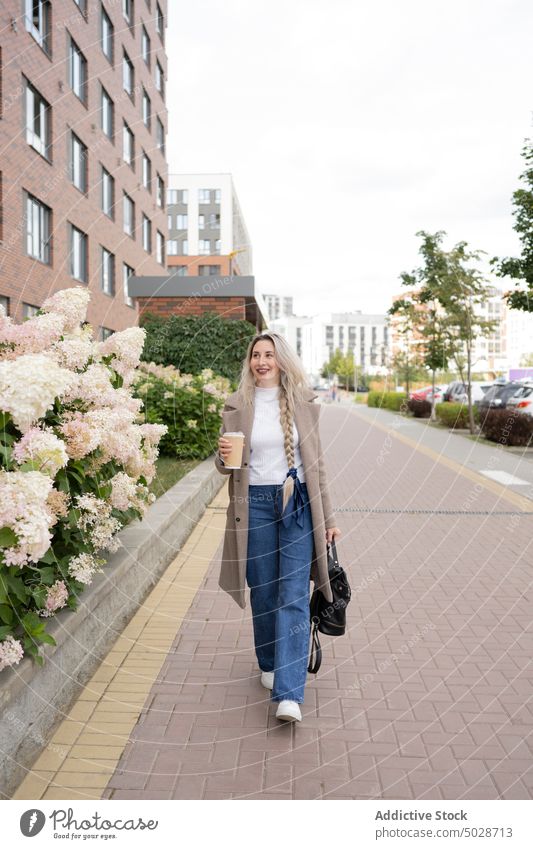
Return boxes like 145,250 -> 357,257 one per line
218,436 -> 234,460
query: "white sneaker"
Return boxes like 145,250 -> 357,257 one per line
275,700 -> 302,722
261,671 -> 274,690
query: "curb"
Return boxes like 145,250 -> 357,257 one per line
0,455 -> 226,799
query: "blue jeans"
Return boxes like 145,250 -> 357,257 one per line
246,482 -> 314,703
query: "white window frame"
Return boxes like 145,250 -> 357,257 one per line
101,165 -> 114,218
101,86 -> 114,138
156,231 -> 164,265
100,5 -> 114,62
167,240 -> 178,255
123,192 -> 135,237
26,193 -> 51,264
25,81 -> 50,158
198,239 -> 210,256
142,152 -> 152,190
24,0 -> 51,53
123,262 -> 134,307
123,51 -> 134,97
101,247 -> 115,295
142,89 -> 151,129
70,132 -> 87,193
142,214 -> 151,253
142,25 -> 151,66
69,223 -> 87,283
69,37 -> 87,103
123,122 -> 134,166
176,214 -> 188,229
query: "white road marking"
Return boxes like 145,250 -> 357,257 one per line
479,470 -> 531,486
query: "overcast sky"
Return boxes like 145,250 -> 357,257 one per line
166,0 -> 532,317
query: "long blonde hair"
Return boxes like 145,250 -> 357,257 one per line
237,331 -> 311,511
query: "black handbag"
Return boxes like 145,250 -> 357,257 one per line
308,539 -> 351,674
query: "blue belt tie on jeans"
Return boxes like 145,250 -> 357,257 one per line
275,467 -> 306,528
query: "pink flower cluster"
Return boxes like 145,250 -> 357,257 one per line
0,286 -> 168,672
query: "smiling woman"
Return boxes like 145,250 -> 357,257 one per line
215,331 -> 341,724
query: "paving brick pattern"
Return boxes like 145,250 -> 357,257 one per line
102,404 -> 533,800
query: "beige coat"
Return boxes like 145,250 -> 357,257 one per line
214,386 -> 336,609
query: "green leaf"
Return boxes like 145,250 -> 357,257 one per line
0,527 -> 17,548
0,625 -> 13,640
37,567 -> 57,585
37,632 -> 56,646
39,549 -> 57,565
5,574 -> 28,603
0,604 -> 14,625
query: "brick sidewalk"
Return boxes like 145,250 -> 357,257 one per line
15,403 -> 533,800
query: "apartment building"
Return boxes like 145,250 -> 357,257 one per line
0,0 -> 169,336
264,294 -> 294,322
269,311 -> 390,380
166,173 -> 252,277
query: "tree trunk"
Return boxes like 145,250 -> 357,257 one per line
431,368 -> 437,421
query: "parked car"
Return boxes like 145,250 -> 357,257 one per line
409,385 -> 433,401
426,384 -> 449,404
507,383 -> 533,417
452,381 -> 494,404
442,381 -> 464,402
476,381 -> 524,411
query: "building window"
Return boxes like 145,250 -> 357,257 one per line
167,189 -> 177,205
209,213 -> 220,229
167,214 -> 173,229
24,0 -> 51,54
198,239 -> 210,255
25,193 -> 51,264
142,214 -> 151,252
101,247 -> 115,295
214,239 -> 221,255
101,86 -> 114,139
123,262 -> 134,307
214,189 -> 221,203
198,214 -> 205,229
180,189 -> 188,204
198,188 -> 211,204
199,265 -> 221,276
23,303 -> 40,319
176,214 -> 188,229
156,231 -> 164,265
167,240 -> 178,255
156,117 -> 165,153
156,174 -> 164,208
123,50 -> 134,99
100,5 -> 114,63
70,132 -> 88,193
155,60 -> 164,98
101,165 -> 114,218
142,152 -> 152,191
141,25 -> 151,66
0,295 -> 9,315
69,223 -> 88,283
68,36 -> 87,104
72,0 -> 87,16
174,265 -> 187,275
142,88 -> 151,129
123,0 -> 134,29
123,121 -> 134,167
156,2 -> 164,40
99,326 -> 114,341
181,239 -> 188,255
25,80 -> 51,159
123,192 -> 135,237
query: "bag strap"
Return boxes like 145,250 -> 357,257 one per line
307,619 -> 322,674
328,538 -> 339,566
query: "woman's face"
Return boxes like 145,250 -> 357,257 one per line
250,339 -> 281,387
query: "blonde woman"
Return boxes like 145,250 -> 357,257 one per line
215,332 -> 341,722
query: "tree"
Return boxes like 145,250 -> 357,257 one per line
491,138 -> 533,312
436,240 -> 499,432
395,231 -> 455,420
394,231 -> 498,432
321,348 -> 354,390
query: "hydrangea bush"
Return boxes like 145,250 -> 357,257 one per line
0,288 -> 167,673
133,362 -> 231,459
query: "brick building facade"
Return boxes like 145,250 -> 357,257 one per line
0,0 -> 168,336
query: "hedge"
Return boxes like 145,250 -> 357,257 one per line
367,391 -> 408,411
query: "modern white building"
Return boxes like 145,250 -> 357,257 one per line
264,294 -> 294,322
269,311 -> 391,381
166,173 -> 253,275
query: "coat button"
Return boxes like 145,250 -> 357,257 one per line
235,517 -> 240,522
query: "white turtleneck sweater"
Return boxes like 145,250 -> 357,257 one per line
248,385 -> 306,485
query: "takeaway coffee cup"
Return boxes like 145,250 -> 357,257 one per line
223,431 -> 245,468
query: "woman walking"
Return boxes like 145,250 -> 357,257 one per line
215,332 -> 341,723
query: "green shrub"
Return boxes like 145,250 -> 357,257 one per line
134,363 -> 231,459
139,311 -> 256,385
478,408 -> 533,446
367,391 -> 408,411
436,402 -> 480,429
